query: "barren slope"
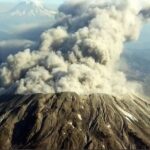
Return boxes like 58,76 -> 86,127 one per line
0,93 -> 149,150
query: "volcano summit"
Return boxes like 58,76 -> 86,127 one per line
9,0 -> 56,17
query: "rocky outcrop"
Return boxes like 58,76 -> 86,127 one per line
0,93 -> 149,150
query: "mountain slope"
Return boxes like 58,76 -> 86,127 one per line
0,93 -> 149,150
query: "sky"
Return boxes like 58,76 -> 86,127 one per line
0,0 -> 64,4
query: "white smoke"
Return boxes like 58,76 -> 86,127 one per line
0,0 -> 149,96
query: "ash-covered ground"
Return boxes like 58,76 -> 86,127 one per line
0,93 -> 149,150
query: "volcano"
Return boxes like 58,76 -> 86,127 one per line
0,93 -> 149,150
9,0 -> 56,17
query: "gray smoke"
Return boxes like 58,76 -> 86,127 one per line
0,0 -> 150,96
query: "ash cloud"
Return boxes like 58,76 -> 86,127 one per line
0,0 -> 150,96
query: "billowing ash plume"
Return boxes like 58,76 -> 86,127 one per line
0,0 -> 149,96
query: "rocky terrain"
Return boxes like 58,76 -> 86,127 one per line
0,93 -> 149,150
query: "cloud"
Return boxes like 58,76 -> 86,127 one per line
140,8 -> 150,20
0,39 -> 36,62
0,39 -> 34,49
0,0 -> 149,96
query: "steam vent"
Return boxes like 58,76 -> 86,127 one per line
0,93 -> 149,150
